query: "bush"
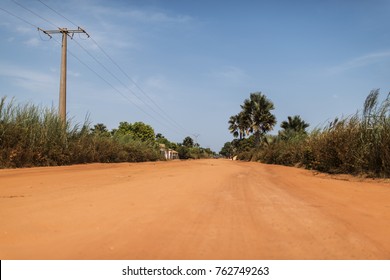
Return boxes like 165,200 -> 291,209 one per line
0,97 -> 162,168
255,90 -> 390,177
259,133 -> 307,166
303,90 -> 390,176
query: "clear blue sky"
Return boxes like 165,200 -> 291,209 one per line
1,0 -> 390,151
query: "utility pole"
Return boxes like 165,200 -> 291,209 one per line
39,27 -> 89,122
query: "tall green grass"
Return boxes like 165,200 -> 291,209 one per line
249,90 -> 390,177
307,90 -> 390,176
0,97 -> 162,168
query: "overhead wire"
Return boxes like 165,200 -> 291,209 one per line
11,0 -> 58,29
0,6 -> 50,42
88,37 -> 192,135
36,0 -> 78,27
5,0 -> 189,136
68,40 -> 186,135
69,38 -> 187,136
11,2 -> 182,134
0,6 -> 38,29
35,0 -> 192,136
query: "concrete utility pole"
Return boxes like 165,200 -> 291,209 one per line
39,27 -> 89,122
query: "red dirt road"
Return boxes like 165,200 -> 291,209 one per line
0,159 -> 389,259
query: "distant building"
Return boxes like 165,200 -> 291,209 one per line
159,144 -> 179,160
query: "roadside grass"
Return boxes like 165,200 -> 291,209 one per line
241,90 -> 390,177
307,89 -> 390,177
0,97 -> 162,168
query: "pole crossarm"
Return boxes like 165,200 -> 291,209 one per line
39,27 -> 89,39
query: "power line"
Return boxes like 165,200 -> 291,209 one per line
6,0 -> 191,137
67,47 -> 168,129
0,4 -> 140,124
0,6 -> 51,42
45,35 -> 180,132
11,0 -> 58,29
41,29 -> 182,133
36,0 -> 192,136
89,37 -> 192,135
5,0 -> 180,134
71,38 -> 187,134
0,6 -> 38,29
69,39 -> 186,135
11,0 -> 83,122
1,2 -> 159,126
36,0 -> 78,28
41,29 -> 186,135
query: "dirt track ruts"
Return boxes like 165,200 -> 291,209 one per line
0,159 -> 389,259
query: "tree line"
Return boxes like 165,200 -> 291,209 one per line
220,90 -> 390,177
90,121 -> 214,160
220,92 -> 309,159
0,97 -> 214,168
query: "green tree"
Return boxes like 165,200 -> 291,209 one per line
241,92 -> 276,145
177,144 -> 191,159
280,115 -> 309,140
155,133 -> 164,139
169,142 -> 178,151
228,114 -> 240,139
228,111 -> 250,139
90,123 -> 110,137
114,121 -> 155,142
182,136 -> 194,147
115,121 -> 133,136
131,122 -> 155,142
220,141 -> 234,158
156,133 -> 177,150
156,133 -> 169,145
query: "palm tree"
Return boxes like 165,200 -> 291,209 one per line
280,115 -> 309,137
228,111 -> 251,139
241,92 -> 276,146
228,114 -> 240,139
237,111 -> 251,138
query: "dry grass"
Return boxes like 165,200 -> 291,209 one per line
246,90 -> 390,177
0,97 -> 161,168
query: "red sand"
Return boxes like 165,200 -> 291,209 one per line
0,159 -> 389,259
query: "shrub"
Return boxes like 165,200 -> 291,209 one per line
0,97 -> 162,168
256,89 -> 390,177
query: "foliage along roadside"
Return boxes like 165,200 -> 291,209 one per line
0,97 -> 214,168
221,89 -> 390,178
